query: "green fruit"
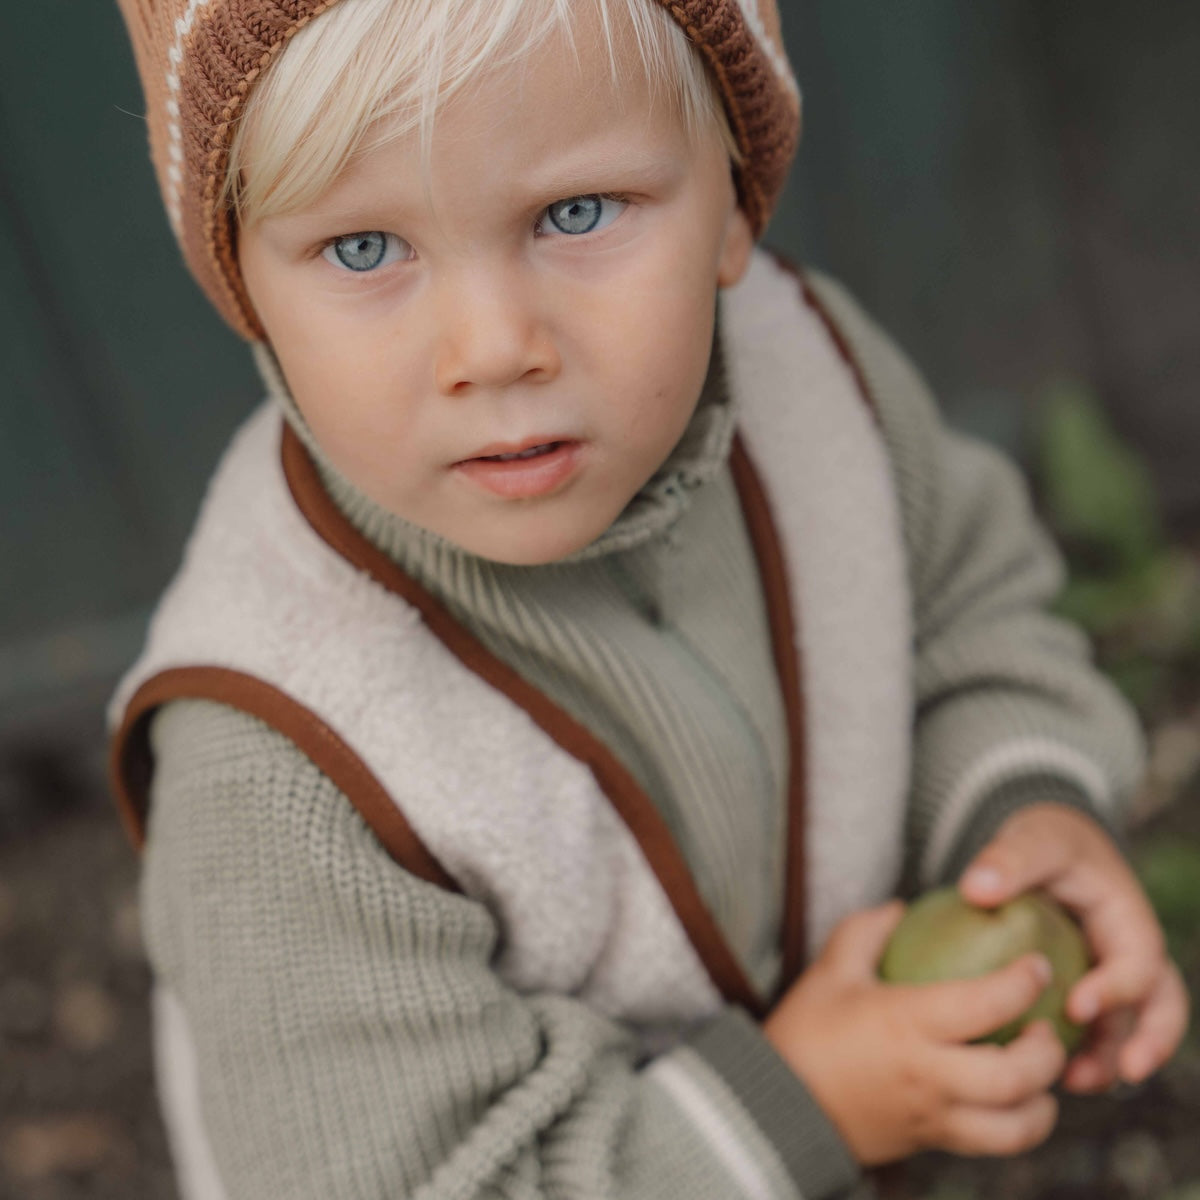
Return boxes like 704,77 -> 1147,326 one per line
879,887 -> 1090,1050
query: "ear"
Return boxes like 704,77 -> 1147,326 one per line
716,205 -> 754,288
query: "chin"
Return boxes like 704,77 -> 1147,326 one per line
459,511 -> 614,567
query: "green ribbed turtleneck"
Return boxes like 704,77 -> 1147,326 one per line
254,339 -> 790,993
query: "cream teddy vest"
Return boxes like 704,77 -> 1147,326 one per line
109,250 -> 912,1026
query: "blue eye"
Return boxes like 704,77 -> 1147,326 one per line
322,231 -> 410,272
540,195 -> 625,236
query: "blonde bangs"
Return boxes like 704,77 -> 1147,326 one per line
226,0 -> 737,226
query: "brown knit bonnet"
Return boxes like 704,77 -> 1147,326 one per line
116,0 -> 801,341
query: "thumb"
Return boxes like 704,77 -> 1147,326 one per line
820,900 -> 907,980
958,815 -> 1073,909
958,844 -> 1020,909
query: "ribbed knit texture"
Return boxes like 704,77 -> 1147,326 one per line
113,0 -> 801,339
138,277 -> 1144,1199
688,1008 -> 859,1194
146,701 -> 829,1200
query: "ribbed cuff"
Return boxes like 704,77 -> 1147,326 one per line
936,773 -> 1127,887
687,1007 -> 861,1200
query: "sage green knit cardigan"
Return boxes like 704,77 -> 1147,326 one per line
132,272 -> 1141,1200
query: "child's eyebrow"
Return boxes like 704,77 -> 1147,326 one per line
516,146 -> 684,199
255,197 -> 410,243
255,141 -> 688,243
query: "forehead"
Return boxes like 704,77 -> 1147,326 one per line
309,20 -> 701,219
439,19 -> 673,157
232,0 -> 732,234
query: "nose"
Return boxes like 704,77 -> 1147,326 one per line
434,266 -> 560,395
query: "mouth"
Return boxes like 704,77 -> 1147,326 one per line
458,437 -> 573,465
453,438 -> 584,499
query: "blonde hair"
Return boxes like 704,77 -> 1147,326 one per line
227,0 -> 739,226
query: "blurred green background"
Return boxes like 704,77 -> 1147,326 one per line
2,3 -> 1200,1198
2,1 -> 1199,734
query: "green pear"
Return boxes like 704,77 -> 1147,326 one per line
879,887 -> 1090,1050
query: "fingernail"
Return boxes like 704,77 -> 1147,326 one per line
1074,993 -> 1099,1022
1031,954 -> 1052,985
962,866 -> 1002,894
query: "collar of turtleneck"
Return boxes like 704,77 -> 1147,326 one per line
251,338 -> 736,571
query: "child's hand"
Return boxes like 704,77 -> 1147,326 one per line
959,802 -> 1190,1093
764,902 -> 1067,1165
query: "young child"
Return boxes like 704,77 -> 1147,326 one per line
109,1 -> 1187,1197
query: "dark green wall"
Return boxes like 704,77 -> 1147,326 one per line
1,2 -> 257,706
2,1 -> 1198,711
779,2 -> 1200,502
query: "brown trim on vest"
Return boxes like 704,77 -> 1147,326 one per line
109,666 -> 460,894
281,426 -> 770,1017
728,435 -> 809,994
769,253 -> 880,424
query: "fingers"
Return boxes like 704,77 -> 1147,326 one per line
938,1020 -> 1066,1108
929,1021 -> 1065,1158
958,805 -> 1090,908
912,952 -> 1052,1043
937,1093 -> 1059,1158
1118,962 -> 1191,1084
1062,962 -> 1189,1092
1061,1008 -> 1131,1094
1066,900 -> 1167,1023
820,900 -> 907,980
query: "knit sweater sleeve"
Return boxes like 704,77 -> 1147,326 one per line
142,698 -> 863,1200
804,272 -> 1145,889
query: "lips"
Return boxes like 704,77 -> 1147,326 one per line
459,436 -> 576,464
475,441 -> 563,463
453,438 -> 584,499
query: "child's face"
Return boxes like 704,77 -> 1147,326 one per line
238,14 -> 753,564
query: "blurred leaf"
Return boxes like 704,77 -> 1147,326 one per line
1134,838 -> 1200,960
1039,383 -> 1163,571
1035,382 -> 1200,716
1059,551 -> 1200,645
1105,658 -> 1171,714
1057,557 -> 1172,633
1163,1184 -> 1200,1200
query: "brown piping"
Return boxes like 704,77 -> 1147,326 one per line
768,253 -> 880,424
109,666 -> 459,893
728,435 -> 809,994
281,426 -> 770,1017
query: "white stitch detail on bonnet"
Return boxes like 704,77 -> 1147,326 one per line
733,0 -> 800,100
164,0 -> 214,234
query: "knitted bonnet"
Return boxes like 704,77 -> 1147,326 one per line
116,0 -> 801,340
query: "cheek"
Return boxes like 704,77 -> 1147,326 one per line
280,347 -> 411,491
637,286 -> 718,399
278,319 -> 401,433
601,259 -> 716,370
